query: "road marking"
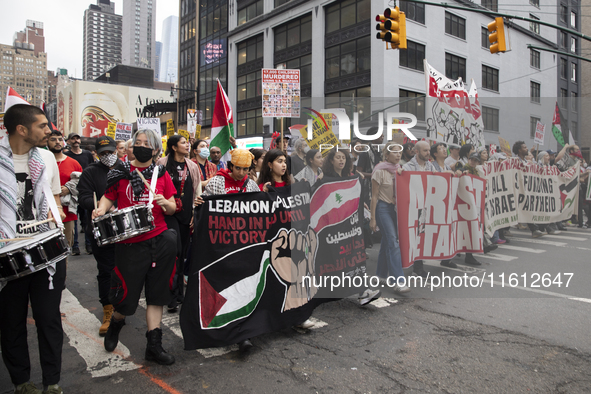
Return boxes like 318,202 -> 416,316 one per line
422,260 -> 487,273
138,298 -> 182,338
497,244 -> 545,253
556,228 -> 590,234
370,297 -> 400,308
507,237 -> 567,247
477,253 -> 519,261
481,280 -> 591,305
308,316 -> 329,329
543,234 -> 587,241
61,289 -> 140,378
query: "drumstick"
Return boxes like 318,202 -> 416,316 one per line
0,237 -> 33,243
18,218 -> 54,231
135,169 -> 166,211
93,192 -> 98,211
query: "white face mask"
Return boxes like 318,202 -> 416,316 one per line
100,153 -> 118,167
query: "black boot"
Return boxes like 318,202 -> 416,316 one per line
145,328 -> 175,365
104,317 -> 125,352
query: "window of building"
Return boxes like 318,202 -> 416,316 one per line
530,49 -> 540,69
530,0 -> 539,7
399,41 -> 425,71
571,121 -> 577,138
445,12 -> 466,39
324,87 -> 371,121
399,1 -> 425,24
237,70 -> 261,101
274,14 -> 312,52
325,36 -> 371,80
571,62 -> 577,82
482,65 -> 499,91
445,53 -> 466,81
325,0 -> 371,34
560,5 -> 567,23
571,11 -> 577,28
276,54 -> 312,86
236,109 -> 263,136
571,37 -> 577,53
238,0 -> 263,26
481,0 -> 498,12
481,27 -> 489,49
529,14 -> 540,34
483,106 -> 499,132
399,89 -> 425,121
530,81 -> 540,103
560,32 -> 567,48
530,116 -> 541,138
275,0 -> 290,7
237,35 -> 264,66
572,92 -> 578,112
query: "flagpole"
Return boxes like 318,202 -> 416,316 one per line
280,117 -> 284,152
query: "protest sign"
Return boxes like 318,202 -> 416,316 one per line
166,119 -> 175,138
262,69 -> 300,118
195,124 -> 201,139
497,136 -> 512,157
178,129 -> 190,141
534,121 -> 545,145
106,122 -> 116,139
136,118 -> 161,135
181,178 -> 364,349
424,60 -> 485,149
187,109 -> 202,137
300,112 -> 339,157
480,158 -> 580,235
114,122 -> 132,141
396,172 -> 486,268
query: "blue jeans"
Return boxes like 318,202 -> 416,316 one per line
375,200 -> 404,280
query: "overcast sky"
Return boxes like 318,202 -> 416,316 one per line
0,0 -> 178,79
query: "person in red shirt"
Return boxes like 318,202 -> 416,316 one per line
92,129 -> 177,365
257,149 -> 291,192
201,149 -> 260,195
48,130 -> 83,248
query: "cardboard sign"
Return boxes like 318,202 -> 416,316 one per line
137,118 -> 161,135
262,68 -> 300,118
166,119 -> 175,138
534,121 -> 545,145
497,136 -> 512,157
115,122 -> 132,141
195,124 -> 201,139
106,122 -> 116,139
178,129 -> 190,141
301,113 -> 340,157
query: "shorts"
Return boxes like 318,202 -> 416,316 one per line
109,229 -> 177,316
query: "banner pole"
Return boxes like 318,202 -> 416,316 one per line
281,117 -> 284,152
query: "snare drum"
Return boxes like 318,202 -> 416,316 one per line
92,204 -> 155,246
0,229 -> 69,283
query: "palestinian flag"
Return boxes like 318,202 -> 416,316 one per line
200,249 -> 275,329
210,79 -> 234,162
4,87 -> 29,111
552,102 -> 569,147
310,177 -> 361,232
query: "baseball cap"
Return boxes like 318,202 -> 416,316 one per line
68,133 -> 81,140
469,152 -> 481,163
96,135 -> 117,154
546,149 -> 557,155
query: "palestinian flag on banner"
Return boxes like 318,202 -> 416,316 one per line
210,79 -> 234,162
4,87 -> 29,111
310,177 -> 361,232
552,102 -> 569,147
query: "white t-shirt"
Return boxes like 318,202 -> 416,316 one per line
444,156 -> 459,168
13,148 -> 61,235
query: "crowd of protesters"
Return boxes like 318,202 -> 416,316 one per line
2,106 -> 589,394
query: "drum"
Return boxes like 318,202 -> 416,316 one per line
92,204 -> 155,246
0,229 -> 69,283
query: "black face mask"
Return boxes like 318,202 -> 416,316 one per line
133,146 -> 154,163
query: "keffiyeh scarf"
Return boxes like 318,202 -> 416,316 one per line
106,159 -> 166,200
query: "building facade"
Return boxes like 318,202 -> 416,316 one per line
13,20 -> 45,56
0,43 -> 47,109
122,0 -> 156,70
83,0 -> 123,81
159,15 -> 179,83
580,0 -> 590,162
155,41 -> 162,80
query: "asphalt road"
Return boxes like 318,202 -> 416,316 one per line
1,225 -> 591,393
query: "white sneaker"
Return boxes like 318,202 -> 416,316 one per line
358,289 -> 381,306
295,319 -> 315,329
393,284 -> 411,294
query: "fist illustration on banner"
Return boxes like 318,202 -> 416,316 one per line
270,227 -> 318,311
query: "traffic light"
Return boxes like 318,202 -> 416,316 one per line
375,7 -> 407,49
488,17 -> 507,54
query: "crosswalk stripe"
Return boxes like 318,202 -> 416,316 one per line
61,289 -> 140,378
507,237 -> 567,247
542,234 -> 587,241
477,253 -> 518,261
497,244 -> 545,253
370,298 -> 399,308
422,260 -> 487,273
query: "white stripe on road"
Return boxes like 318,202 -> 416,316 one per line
556,228 -> 590,234
497,244 -> 546,253
481,280 -> 591,305
61,289 -> 140,378
507,237 -> 567,247
370,298 -> 399,308
477,253 -> 519,261
422,260 -> 487,273
542,234 -> 587,241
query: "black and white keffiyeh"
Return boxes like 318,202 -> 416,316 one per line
106,160 -> 166,200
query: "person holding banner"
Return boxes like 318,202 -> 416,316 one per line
369,143 -> 410,294
92,129 -> 177,365
258,149 -> 292,192
157,135 -> 201,313
0,104 -> 67,394
191,139 -> 217,187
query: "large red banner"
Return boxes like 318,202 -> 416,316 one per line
396,172 -> 486,268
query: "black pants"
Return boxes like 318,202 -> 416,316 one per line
89,230 -> 116,306
165,216 -> 190,305
0,259 -> 66,387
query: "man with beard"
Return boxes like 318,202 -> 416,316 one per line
48,131 -> 82,247
65,133 -> 94,255
77,136 -> 120,336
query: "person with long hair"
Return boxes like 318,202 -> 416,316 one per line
257,149 -> 291,191
321,148 -> 353,178
93,129 -> 177,365
369,143 -> 410,294
454,143 -> 475,171
157,135 -> 201,313
294,149 -> 324,187
191,139 -> 217,187
249,148 -> 266,181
